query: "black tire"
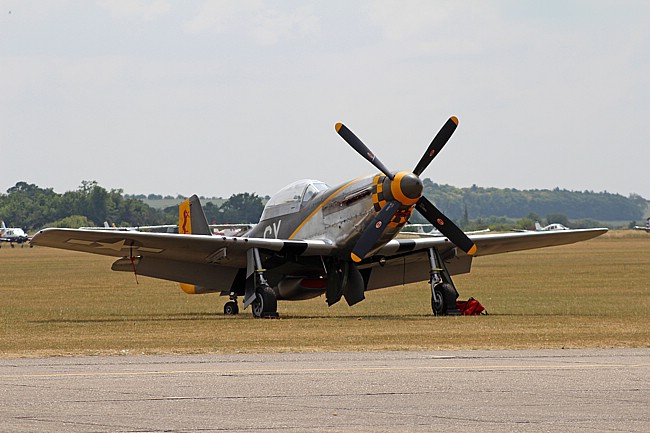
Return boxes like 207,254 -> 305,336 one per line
224,301 -> 239,315
431,283 -> 456,316
252,285 -> 277,318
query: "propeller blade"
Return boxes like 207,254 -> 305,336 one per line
412,116 -> 458,176
351,200 -> 401,262
335,123 -> 394,180
415,196 -> 476,255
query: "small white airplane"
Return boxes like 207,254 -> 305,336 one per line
0,221 -> 31,247
535,222 -> 570,231
402,224 -> 490,237
80,222 -> 179,233
634,217 -> 650,233
81,222 -> 253,236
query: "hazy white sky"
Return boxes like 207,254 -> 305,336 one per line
1,1 -> 648,200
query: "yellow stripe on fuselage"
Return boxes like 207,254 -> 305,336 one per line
288,176 -> 368,240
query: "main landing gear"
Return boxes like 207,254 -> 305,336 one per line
223,287 -> 278,319
238,248 -> 278,319
251,285 -> 278,319
427,248 -> 461,316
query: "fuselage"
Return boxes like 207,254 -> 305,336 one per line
0,227 -> 29,243
246,175 -> 412,260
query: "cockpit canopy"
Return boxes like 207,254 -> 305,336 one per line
261,179 -> 330,220
4,228 -> 26,237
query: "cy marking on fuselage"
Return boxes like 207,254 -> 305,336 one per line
263,220 -> 282,239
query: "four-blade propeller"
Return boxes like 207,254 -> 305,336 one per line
335,117 -> 476,262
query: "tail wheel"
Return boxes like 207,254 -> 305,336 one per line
251,285 -> 277,318
224,301 -> 239,315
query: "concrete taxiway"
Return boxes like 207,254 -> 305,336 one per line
1,349 -> 648,432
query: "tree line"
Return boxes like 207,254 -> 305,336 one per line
414,180 -> 647,223
0,181 -> 264,232
1,180 -> 647,232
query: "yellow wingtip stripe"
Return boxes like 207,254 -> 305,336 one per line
467,244 -> 477,255
180,283 -> 196,294
351,253 -> 362,262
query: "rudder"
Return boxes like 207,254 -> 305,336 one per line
178,195 -> 212,294
178,195 -> 211,235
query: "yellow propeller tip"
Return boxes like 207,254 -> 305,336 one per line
450,116 -> 459,125
335,122 -> 343,132
351,252 -> 362,262
467,244 -> 477,255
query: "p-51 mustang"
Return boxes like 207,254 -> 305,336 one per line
31,117 -> 607,317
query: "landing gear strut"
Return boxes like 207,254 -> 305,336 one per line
244,248 -> 279,318
427,248 -> 460,316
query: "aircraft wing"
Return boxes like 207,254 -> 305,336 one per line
378,228 -> 607,257
30,227 -> 337,291
31,227 -> 607,293
31,228 -> 336,265
363,228 -> 608,290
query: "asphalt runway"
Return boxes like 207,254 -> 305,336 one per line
1,349 -> 648,433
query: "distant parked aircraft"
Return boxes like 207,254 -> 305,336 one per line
0,221 -> 31,247
402,224 -> 490,237
81,222 -> 253,236
535,222 -> 570,231
634,217 -> 650,233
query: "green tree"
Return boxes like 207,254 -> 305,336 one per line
219,193 -> 264,223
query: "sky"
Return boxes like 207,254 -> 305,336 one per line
1,1 -> 649,200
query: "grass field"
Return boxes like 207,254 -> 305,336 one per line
1,231 -> 648,358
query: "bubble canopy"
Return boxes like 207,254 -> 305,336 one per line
261,179 -> 330,220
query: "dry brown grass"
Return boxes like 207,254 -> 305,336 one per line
1,230 -> 648,357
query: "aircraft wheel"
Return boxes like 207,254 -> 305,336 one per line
431,283 -> 454,316
224,301 -> 239,315
251,285 -> 277,318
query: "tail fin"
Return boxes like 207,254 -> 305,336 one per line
178,195 -> 211,235
1,221 -> 6,230
535,222 -> 543,231
178,195 -> 212,294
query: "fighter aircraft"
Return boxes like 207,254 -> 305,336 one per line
0,221 -> 31,247
31,117 -> 607,317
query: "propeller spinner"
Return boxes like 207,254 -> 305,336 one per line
335,117 -> 476,262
